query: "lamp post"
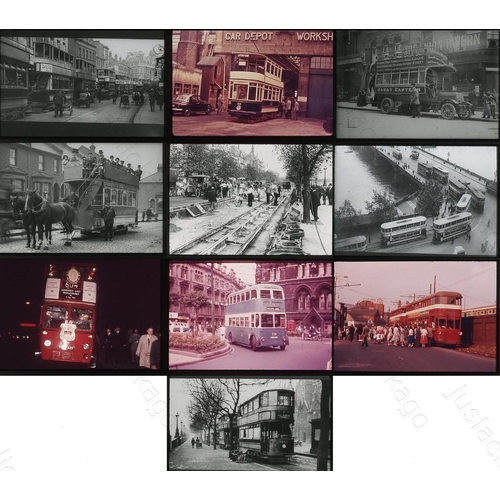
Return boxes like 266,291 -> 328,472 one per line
175,412 -> 179,438
181,420 -> 184,439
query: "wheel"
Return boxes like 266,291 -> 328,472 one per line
380,97 -> 394,114
205,107 -> 212,115
250,336 -> 257,351
441,103 -> 456,120
458,106 -> 471,119
183,108 -> 191,117
279,345 -> 286,350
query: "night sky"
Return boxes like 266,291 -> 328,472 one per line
0,258 -> 161,335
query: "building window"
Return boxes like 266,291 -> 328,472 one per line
9,148 -> 17,166
53,158 -> 59,174
38,155 -> 44,171
310,57 -> 333,70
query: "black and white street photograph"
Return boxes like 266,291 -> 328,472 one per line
0,258 -> 161,371
0,142 -> 163,253
172,30 -> 333,136
169,261 -> 333,371
334,146 -> 497,256
334,261 -> 497,373
168,377 -> 332,470
336,30 -> 499,139
169,144 -> 332,256
1,32 -> 164,137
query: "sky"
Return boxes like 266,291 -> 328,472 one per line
220,262 -> 256,286
93,39 -> 164,61
68,143 -> 162,177
334,261 -> 496,311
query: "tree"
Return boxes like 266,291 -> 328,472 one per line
275,145 -> 333,223
334,199 -> 360,219
365,190 -> 397,222
183,290 -> 211,335
416,180 -> 444,217
317,378 -> 331,471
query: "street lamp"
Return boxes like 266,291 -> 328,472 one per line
175,412 -> 179,438
181,420 -> 184,439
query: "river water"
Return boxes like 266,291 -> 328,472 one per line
335,145 -> 497,213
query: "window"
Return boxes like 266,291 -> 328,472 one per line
260,392 -> 268,407
245,291 -> 250,301
260,290 -> 271,299
38,155 -> 44,171
9,148 -> 17,166
71,308 -> 93,331
44,305 -> 68,328
53,158 -> 59,174
250,289 -> 257,299
272,290 -> 283,299
261,314 -> 274,327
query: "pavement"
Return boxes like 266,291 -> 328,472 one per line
134,102 -> 165,125
337,100 -> 499,122
300,203 -> 333,255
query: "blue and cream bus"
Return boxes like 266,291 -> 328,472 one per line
225,284 -> 289,351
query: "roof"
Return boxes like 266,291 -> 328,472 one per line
140,171 -> 162,184
197,56 -> 223,67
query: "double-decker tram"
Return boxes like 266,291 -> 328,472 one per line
227,53 -> 284,122
63,155 -> 139,237
390,291 -> 463,347
432,164 -> 449,184
334,235 -> 367,252
448,178 -> 467,199
432,212 -> 471,242
417,162 -> 433,180
456,193 -> 472,212
380,216 -> 427,247
36,262 -> 98,366
467,186 -> 485,213
225,284 -> 289,351
237,389 -> 294,463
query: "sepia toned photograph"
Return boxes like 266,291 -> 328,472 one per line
169,261 -> 332,371
334,146 -> 497,256
168,377 -> 332,470
1,32 -> 164,137
169,144 -> 332,256
0,258 -> 161,371
334,261 -> 497,373
0,142 -> 162,253
336,30 -> 499,139
172,30 -> 333,136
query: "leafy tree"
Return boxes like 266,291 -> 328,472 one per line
183,290 -> 211,335
275,145 -> 333,222
416,180 -> 444,217
334,199 -> 360,219
365,190 -> 397,221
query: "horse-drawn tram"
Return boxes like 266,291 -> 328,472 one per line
35,262 -> 98,366
63,157 -> 139,237
227,53 -> 284,122
237,389 -> 294,463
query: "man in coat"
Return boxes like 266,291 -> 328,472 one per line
136,328 -> 159,369
101,202 -> 116,241
409,82 -> 421,118
53,90 -> 65,117
310,185 -> 321,221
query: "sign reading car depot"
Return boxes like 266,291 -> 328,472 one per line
219,30 -> 333,56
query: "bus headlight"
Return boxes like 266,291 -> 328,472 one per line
42,330 -> 48,335
83,343 -> 90,350
44,340 -> 52,347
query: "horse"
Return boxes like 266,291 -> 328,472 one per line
10,195 -> 44,249
25,191 -> 75,249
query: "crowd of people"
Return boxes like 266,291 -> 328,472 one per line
336,323 -> 434,348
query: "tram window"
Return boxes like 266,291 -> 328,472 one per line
438,319 -> 446,327
400,72 -> 409,84
376,74 -> 383,85
117,190 -> 123,206
447,320 -> 454,328
272,290 -> 283,299
410,71 -> 418,83
278,394 -> 290,406
261,314 -> 274,327
268,391 -> 277,405
132,193 -> 137,207
248,84 -> 257,101
237,85 -> 247,99
455,320 -> 461,329
260,290 -> 271,299
104,189 -> 110,205
391,73 -> 400,84
245,291 -> 250,301
419,70 -> 425,83
382,73 -> 391,84
251,289 -> 257,299
111,189 -> 117,205
261,392 -> 268,406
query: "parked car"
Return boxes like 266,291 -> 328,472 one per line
172,94 -> 212,116
77,92 -> 91,108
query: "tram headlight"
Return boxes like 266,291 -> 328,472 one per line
83,343 -> 90,350
44,340 -> 52,347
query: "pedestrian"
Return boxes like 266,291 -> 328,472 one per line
156,90 -> 164,111
310,185 -> 321,221
191,438 -> 195,448
208,185 -> 217,211
286,97 -> 292,119
361,324 -> 369,347
101,202 -> 116,241
482,91 -> 491,118
196,437 -> 200,448
490,91 -> 497,119
247,187 -> 254,207
348,324 -> 355,342
142,209 -> 146,222
136,327 -> 159,368
149,89 -> 156,111
427,326 -> 433,347
112,327 -> 123,364
128,329 -> 141,363
409,81 -> 421,118
281,98 -> 286,118
469,88 -> 476,115
273,188 -> 279,206
265,185 -> 271,204
420,326 -> 428,347
327,183 -> 333,205
217,94 -> 223,115
150,336 -> 160,370
112,90 -> 118,104
53,90 -> 65,117
321,185 -> 327,205
407,326 -> 414,347
62,189 -> 79,209
103,328 -> 113,363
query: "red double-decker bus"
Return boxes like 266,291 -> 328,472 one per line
36,262 -> 98,366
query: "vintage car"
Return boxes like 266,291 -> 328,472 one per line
77,92 -> 92,108
410,149 -> 419,160
392,148 -> 402,160
172,94 -> 212,116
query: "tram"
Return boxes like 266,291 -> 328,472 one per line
432,212 -> 471,243
380,216 -> 427,247
36,262 -> 98,366
456,193 -> 472,213
97,69 -> 116,98
448,178 -> 467,199
225,284 -> 289,351
390,291 -> 463,347
432,164 -> 449,184
227,53 -> 284,122
467,186 -> 485,213
237,388 -> 294,463
334,235 -> 367,252
417,162 -> 433,180
63,155 -> 139,236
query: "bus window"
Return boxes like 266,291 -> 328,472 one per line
255,314 -> 260,327
251,314 -> 254,328
245,291 -> 250,301
268,391 -> 277,405
438,319 -> 446,327
260,290 -> 271,299
251,289 -> 257,299
45,306 -> 68,328
260,391 -> 268,406
409,71 -> 418,83
278,393 -> 291,406
382,73 -> 391,84
272,290 -> 283,299
391,72 -> 400,84
400,71 -> 409,84
447,320 -> 454,328
245,317 -> 249,328
455,320 -> 461,329
72,308 -> 93,330
276,314 -> 286,328
261,314 -> 274,327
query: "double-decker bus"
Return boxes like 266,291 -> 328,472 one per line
63,155 -> 139,236
237,388 -> 294,462
432,212 -> 471,243
417,162 -> 433,179
380,216 -> 427,247
390,291 -> 463,347
225,284 -> 289,351
227,53 -> 284,122
362,46 -> 473,119
467,185 -> 485,213
334,235 -> 367,253
432,164 -> 449,184
97,69 -> 116,97
448,178 -> 467,199
456,193 -> 472,212
36,262 -> 98,366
